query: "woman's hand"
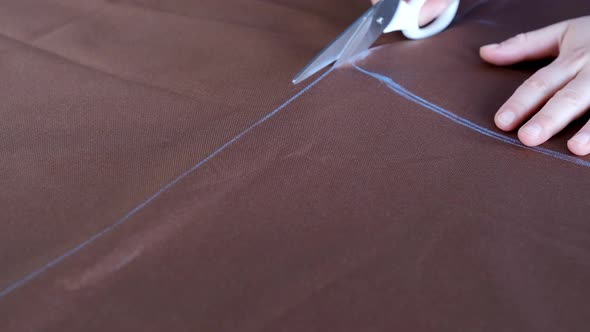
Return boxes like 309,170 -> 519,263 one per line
481,16 -> 590,156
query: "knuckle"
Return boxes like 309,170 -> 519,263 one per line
533,112 -> 558,126
558,48 -> 590,67
554,88 -> 584,107
571,48 -> 588,60
522,75 -> 550,91
534,110 -> 575,132
579,67 -> 590,80
502,99 -> 527,113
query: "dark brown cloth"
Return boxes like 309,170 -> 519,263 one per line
1,0 -> 590,331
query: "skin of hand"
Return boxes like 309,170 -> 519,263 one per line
480,16 -> 590,156
369,1 -> 589,155
370,0 -> 455,26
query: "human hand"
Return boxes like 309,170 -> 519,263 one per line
370,0 -> 456,26
481,17 -> 590,156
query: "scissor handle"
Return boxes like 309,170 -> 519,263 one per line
383,0 -> 460,39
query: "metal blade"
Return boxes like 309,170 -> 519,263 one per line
332,14 -> 379,67
292,6 -> 376,85
335,0 -> 399,67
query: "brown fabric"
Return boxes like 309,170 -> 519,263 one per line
1,0 -> 590,331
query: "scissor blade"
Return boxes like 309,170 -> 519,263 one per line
335,0 -> 399,67
292,6 -> 376,85
333,14 -> 381,67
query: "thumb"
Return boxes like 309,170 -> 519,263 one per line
480,22 -> 568,66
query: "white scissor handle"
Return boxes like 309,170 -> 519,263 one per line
383,0 -> 460,39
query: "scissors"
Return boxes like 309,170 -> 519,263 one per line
292,0 -> 460,84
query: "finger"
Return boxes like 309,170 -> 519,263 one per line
494,51 -> 587,131
568,121 -> 590,156
518,68 -> 590,146
480,21 -> 568,66
417,0 -> 455,26
371,0 -> 453,26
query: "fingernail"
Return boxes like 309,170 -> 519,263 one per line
497,112 -> 515,126
570,133 -> 590,145
522,124 -> 542,138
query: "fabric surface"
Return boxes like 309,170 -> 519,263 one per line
1,0 -> 589,331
